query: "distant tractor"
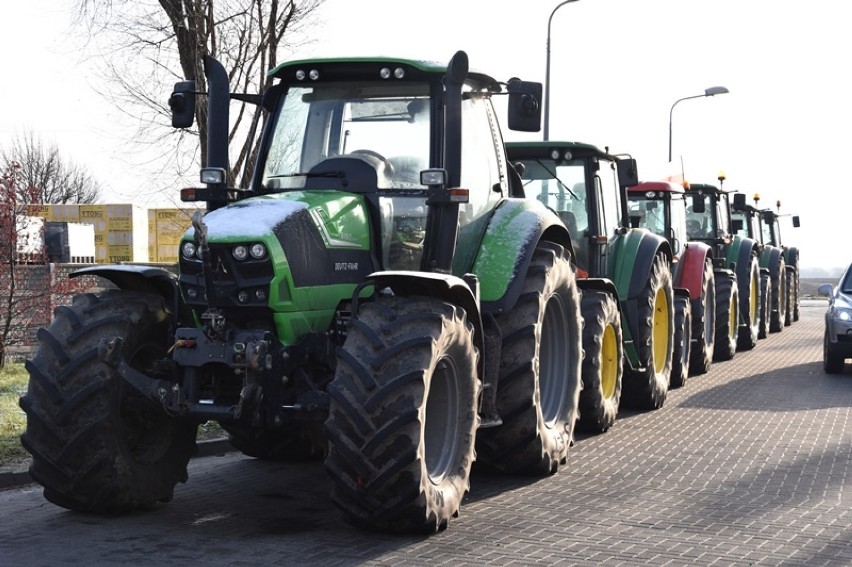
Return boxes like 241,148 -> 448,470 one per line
627,180 -> 717,385
682,179 -> 762,358
759,200 -> 801,325
730,192 -> 786,336
20,51 -> 586,534
507,141 -> 674,434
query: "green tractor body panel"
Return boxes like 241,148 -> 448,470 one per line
473,198 -> 569,307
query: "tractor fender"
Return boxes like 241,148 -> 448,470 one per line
577,276 -> 619,300
783,246 -> 799,270
759,246 -> 784,277
360,270 -> 484,379
731,236 -> 760,285
674,241 -> 712,302
473,199 -> 571,314
69,264 -> 188,323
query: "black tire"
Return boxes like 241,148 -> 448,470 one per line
792,269 -> 800,322
577,290 -> 623,433
757,272 -> 770,340
19,291 -> 198,513
223,423 -> 326,462
736,255 -> 760,351
670,297 -> 692,389
784,266 -> 796,327
622,253 -> 674,410
824,330 -> 845,374
688,258 -> 715,375
476,242 -> 582,474
713,274 -> 739,362
769,256 -> 787,333
324,296 -> 479,533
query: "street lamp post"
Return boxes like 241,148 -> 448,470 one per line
668,86 -> 730,162
544,0 -> 580,141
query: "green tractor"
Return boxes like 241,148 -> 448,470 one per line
758,200 -> 801,325
506,141 -> 674,434
683,179 -> 761,357
19,51 -> 586,533
730,192 -> 788,335
627,181 -> 718,385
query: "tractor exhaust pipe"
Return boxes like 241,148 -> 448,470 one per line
204,55 -> 230,171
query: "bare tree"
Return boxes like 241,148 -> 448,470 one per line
2,132 -> 102,205
75,0 -> 324,188
0,162 -> 92,367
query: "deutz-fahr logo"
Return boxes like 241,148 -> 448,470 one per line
335,262 -> 358,271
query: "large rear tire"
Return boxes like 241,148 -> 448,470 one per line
736,255 -> 760,351
577,290 -> 623,433
476,242 -> 582,475
769,256 -> 787,333
784,266 -> 796,327
670,296 -> 692,389
713,274 -> 739,362
19,291 -> 198,513
324,296 -> 479,533
622,253 -> 674,411
688,258 -> 715,375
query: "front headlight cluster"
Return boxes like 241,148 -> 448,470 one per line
181,241 -> 267,261
833,307 -> 852,322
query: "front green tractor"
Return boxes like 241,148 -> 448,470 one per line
20,52 -> 585,534
507,141 -> 675,434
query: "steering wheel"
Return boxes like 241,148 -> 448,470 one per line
349,149 -> 395,176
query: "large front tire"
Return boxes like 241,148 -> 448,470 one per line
688,258 -> 715,375
324,296 -> 479,533
769,256 -> 787,333
670,296 -> 692,389
19,291 -> 198,513
736,255 -> 760,351
476,242 -> 582,475
622,253 -> 674,411
757,272 -> 770,340
713,274 -> 739,362
577,290 -> 623,433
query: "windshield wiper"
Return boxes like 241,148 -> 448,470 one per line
533,159 -> 578,199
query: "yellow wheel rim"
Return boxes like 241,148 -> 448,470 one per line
750,272 -> 759,321
652,287 -> 670,374
601,323 -> 618,399
729,292 -> 738,341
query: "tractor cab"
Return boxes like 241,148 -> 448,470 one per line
683,182 -> 735,265
627,181 -> 689,258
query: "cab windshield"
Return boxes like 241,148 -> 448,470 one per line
261,82 -> 431,190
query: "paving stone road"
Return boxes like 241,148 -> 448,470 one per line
2,300 -> 851,566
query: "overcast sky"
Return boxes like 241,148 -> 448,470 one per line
2,0 -> 849,272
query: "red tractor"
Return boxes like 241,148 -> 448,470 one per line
628,181 -> 716,387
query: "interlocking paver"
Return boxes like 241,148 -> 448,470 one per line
2,301 -> 852,565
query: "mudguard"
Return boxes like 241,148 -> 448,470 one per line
759,246 -> 784,275
69,264 -> 190,324
359,270 -> 484,380
473,199 -> 571,313
608,228 -> 672,367
730,236 -> 759,286
674,241 -> 712,302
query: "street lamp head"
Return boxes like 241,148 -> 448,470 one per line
704,86 -> 729,97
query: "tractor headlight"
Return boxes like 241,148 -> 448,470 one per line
250,243 -> 267,259
232,245 -> 248,261
181,241 -> 196,259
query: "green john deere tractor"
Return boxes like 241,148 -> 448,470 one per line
759,201 -> 801,325
19,52 -> 586,533
506,141 -> 674,435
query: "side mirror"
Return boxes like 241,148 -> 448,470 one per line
792,215 -> 801,228
616,158 -> 639,188
731,219 -> 743,232
691,194 -> 706,213
762,210 -> 774,223
169,81 -> 197,128
732,192 -> 746,211
818,283 -> 834,297
506,78 -> 542,132
629,214 -> 641,228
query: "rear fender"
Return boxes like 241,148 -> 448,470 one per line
358,270 -> 484,380
783,246 -> 799,270
70,264 -> 188,324
473,199 -> 571,313
732,237 -> 759,284
759,246 -> 784,277
675,241 -> 712,302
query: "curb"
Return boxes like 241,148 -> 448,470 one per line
0,438 -> 235,492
